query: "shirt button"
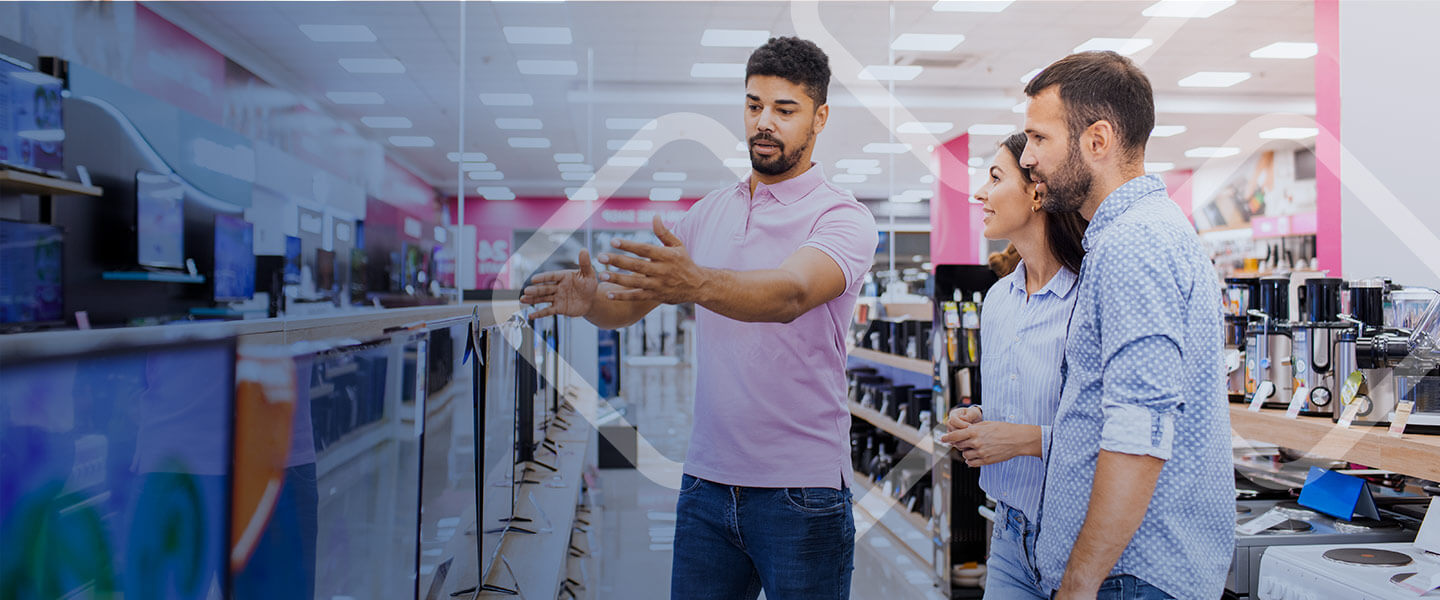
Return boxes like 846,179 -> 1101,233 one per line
1010,374 -> 1017,381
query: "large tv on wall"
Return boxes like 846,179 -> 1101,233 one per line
0,38 -> 63,175
0,219 -> 63,326
213,214 -> 255,302
135,171 -> 186,270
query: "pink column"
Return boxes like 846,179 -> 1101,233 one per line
1315,0 -> 1342,275
931,133 -> 976,265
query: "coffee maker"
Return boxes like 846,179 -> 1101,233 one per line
1290,278 -> 1346,416
1332,279 -> 1398,426
1224,278 -> 1261,402
1335,286 -> 1440,433
1245,275 -> 1294,408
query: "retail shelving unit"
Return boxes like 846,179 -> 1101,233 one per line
850,346 -> 933,375
0,169 -> 103,197
1229,405 -> 1440,481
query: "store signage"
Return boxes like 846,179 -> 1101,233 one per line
598,208 -> 689,226
299,212 -> 322,235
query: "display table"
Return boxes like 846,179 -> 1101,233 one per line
1229,404 -> 1440,481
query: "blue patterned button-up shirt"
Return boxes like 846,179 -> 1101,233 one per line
1035,175 -> 1232,600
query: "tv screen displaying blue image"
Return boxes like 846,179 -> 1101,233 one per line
136,171 -> 185,269
0,335 -> 236,599
0,56 -> 64,174
283,236 -> 301,285
214,214 -> 255,302
0,219 -> 63,325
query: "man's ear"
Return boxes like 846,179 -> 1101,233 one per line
813,103 -> 829,135
1084,119 -> 1117,163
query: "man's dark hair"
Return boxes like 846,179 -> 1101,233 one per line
1024,51 -> 1154,161
746,36 -> 830,107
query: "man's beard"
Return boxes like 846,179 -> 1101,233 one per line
1037,138 -> 1094,213
750,131 -> 812,176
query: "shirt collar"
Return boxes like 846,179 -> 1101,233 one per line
1081,174 -> 1167,252
1007,259 -> 1080,300
747,162 -> 826,206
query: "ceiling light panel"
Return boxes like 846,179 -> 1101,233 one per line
1020,68 -> 1044,84
1185,146 -> 1241,158
1142,0 -> 1235,18
480,93 -> 534,106
475,186 -> 515,201
649,187 -> 683,202
338,58 -> 406,74
495,118 -> 544,130
508,137 -> 552,148
1151,125 -> 1187,137
468,171 -> 505,181
300,24 -> 376,42
701,29 -> 770,47
1073,37 -> 1153,56
931,0 -> 1015,13
461,162 -> 497,171
1258,127 -> 1319,140
553,153 -> 584,163
968,123 -> 1016,136
503,26 -> 573,45
517,60 -> 578,76
891,33 -> 965,52
327,91 -> 385,105
388,136 -> 434,147
448,152 -> 488,162
360,116 -> 412,129
1250,42 -> 1318,59
558,163 -> 594,172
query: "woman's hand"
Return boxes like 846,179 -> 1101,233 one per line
940,421 -> 1042,467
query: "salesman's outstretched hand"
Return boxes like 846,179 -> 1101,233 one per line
598,215 -> 710,305
520,249 -> 599,319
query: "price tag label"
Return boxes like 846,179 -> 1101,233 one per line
1337,401 -> 1363,428
1249,381 -> 1275,412
1389,400 -> 1416,437
1236,508 -> 1290,536
1336,372 -> 1364,428
1286,385 -> 1308,419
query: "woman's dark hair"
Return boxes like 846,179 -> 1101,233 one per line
998,133 -> 1088,274
746,36 -> 830,107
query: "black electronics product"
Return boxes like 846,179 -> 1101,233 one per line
427,326 -> 453,395
315,248 -> 336,292
135,170 -> 185,270
0,219 -> 63,327
254,255 -> 285,318
516,326 -> 538,466
213,214 -> 255,302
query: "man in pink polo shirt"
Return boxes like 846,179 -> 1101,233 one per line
520,37 -> 876,600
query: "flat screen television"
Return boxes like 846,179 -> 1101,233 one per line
283,236 -> 302,285
0,219 -> 63,326
0,50 -> 63,175
315,249 -> 335,291
0,332 -> 237,600
213,214 -> 255,302
135,171 -> 185,269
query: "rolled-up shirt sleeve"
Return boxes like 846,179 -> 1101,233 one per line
1094,223 -> 1186,460
800,201 -> 878,289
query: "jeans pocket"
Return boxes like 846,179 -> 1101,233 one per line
782,487 -> 846,513
679,474 -> 705,494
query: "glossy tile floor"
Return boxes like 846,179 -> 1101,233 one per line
590,362 -> 949,600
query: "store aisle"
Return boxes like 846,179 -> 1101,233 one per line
592,363 -> 948,600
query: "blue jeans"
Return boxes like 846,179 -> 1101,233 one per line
670,474 -> 855,600
984,502 -> 1048,600
1089,575 -> 1176,600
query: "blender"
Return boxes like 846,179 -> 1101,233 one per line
1290,278 -> 1346,416
1224,277 -> 1261,402
1246,275 -> 1294,408
1342,287 -> 1440,433
1332,279 -> 1397,426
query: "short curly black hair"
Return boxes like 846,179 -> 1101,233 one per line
745,36 -> 830,107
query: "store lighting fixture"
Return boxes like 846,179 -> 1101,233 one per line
691,63 -> 746,79
723,157 -> 751,168
299,24 -> 376,43
566,187 -> 600,201
653,171 -> 687,182
608,139 -> 653,152
1144,162 -> 1175,173
508,137 -> 551,148
1259,127 -> 1319,140
606,118 -> 657,131
558,163 -> 594,172
561,172 -> 593,181
479,93 -> 534,106
517,60 -> 578,76
968,123 -> 1016,136
931,0 -> 1014,13
496,118 -> 544,130
897,121 -> 954,134
836,159 -> 880,170
1012,101 -> 1028,113
462,162 -> 497,171
891,33 -> 965,52
1251,42 -> 1318,59
1185,146 -> 1241,158
1151,125 -> 1187,137
1074,37 -> 1153,56
968,157 -> 983,167
607,156 -> 648,168
476,186 -> 515,201
847,167 -> 882,176
448,152 -> 488,162
859,65 -> 924,81
921,174 -> 935,184
468,171 -> 505,181
1178,71 -> 1251,88
388,136 -> 434,147
554,153 -> 584,163
650,187 -> 683,202
502,26 -> 573,45
338,58 -> 405,74
864,143 -> 911,154
833,174 -> 867,184
360,116 -> 412,129
1020,68 -> 1044,84
1142,0 -> 1235,19
326,91 -> 385,105
701,29 -> 770,47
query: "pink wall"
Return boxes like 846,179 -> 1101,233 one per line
931,133 -> 976,266
1315,0 -> 1342,276
1163,169 -> 1194,223
448,196 -> 700,289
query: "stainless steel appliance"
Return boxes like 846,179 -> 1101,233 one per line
1341,288 -> 1440,433
1247,276 -> 1295,408
1227,277 -> 1261,402
1291,278 -> 1346,416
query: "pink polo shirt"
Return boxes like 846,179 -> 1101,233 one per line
671,163 -> 878,490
